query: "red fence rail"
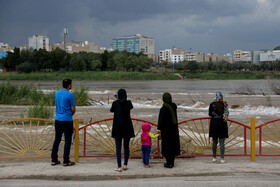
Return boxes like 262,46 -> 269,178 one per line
78,117 -> 250,158
78,118 -> 159,158
178,117 -> 250,157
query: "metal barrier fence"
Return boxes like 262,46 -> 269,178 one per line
178,117 -> 250,157
78,118 -> 159,158
256,119 -> 280,156
0,117 -> 279,161
0,118 -> 55,159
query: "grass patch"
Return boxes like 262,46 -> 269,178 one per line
27,103 -> 54,119
0,82 -> 89,106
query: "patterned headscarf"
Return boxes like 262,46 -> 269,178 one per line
162,92 -> 177,124
214,92 -> 229,121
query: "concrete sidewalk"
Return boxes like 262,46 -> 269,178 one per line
0,157 -> 279,180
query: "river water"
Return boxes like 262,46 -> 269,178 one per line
1,80 -> 280,126
1,79 -> 275,94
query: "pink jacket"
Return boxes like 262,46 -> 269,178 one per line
141,123 -> 152,146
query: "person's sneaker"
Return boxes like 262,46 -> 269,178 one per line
145,164 -> 151,168
212,158 -> 218,162
220,159 -> 226,164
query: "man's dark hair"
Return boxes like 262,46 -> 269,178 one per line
62,79 -> 72,88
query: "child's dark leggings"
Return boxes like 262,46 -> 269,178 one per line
142,145 -> 151,165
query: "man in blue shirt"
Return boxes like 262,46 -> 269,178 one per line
51,79 -> 76,166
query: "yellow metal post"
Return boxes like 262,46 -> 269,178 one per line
250,118 -> 256,161
74,119 -> 79,163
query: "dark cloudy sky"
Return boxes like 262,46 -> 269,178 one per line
0,0 -> 280,54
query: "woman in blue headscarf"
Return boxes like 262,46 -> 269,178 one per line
209,92 -> 229,163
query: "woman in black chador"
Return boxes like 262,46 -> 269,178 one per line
209,91 -> 229,164
110,89 -> 135,172
157,92 -> 180,168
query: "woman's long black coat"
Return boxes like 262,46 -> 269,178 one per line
209,102 -> 228,139
157,103 -> 180,157
110,100 -> 135,139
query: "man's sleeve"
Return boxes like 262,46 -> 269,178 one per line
70,93 -> 75,106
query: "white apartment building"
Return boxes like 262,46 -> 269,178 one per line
159,49 -> 172,63
171,54 -> 184,63
0,42 -> 12,52
28,35 -> 49,51
185,52 -> 196,61
0,42 -> 9,49
159,48 -> 186,63
160,48 -> 231,63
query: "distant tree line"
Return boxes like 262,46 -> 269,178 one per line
0,47 -> 153,73
161,60 -> 280,72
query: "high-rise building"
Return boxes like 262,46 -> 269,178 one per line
28,35 -> 49,51
112,34 -> 154,55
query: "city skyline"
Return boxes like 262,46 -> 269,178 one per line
0,0 -> 280,54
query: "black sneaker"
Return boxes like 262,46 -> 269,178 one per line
164,163 -> 173,168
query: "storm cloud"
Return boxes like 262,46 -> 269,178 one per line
0,0 -> 280,53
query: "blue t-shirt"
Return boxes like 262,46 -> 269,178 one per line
55,90 -> 75,121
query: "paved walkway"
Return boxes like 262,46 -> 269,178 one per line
0,157 -> 279,180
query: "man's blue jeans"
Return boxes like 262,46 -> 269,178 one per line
51,121 -> 73,164
115,138 -> 130,168
141,145 -> 151,165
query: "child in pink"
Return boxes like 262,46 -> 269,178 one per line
141,122 -> 160,167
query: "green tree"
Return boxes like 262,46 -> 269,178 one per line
125,56 -> 138,71
16,61 -> 33,73
2,47 -> 23,71
113,53 -> 127,71
198,61 -> 208,71
50,47 -> 67,71
186,60 -> 198,72
37,49 -> 51,71
100,50 -> 110,70
69,53 -> 87,71
138,55 -> 152,71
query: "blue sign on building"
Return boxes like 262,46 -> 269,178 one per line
0,51 -> 7,59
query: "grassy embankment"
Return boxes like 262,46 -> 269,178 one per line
182,71 -> 280,80
0,71 -> 179,80
0,70 -> 280,80
0,82 -> 89,119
